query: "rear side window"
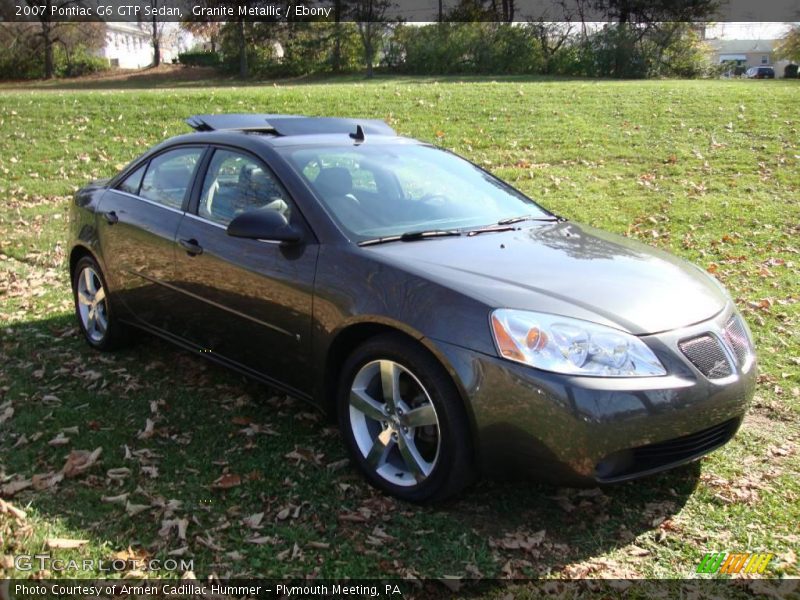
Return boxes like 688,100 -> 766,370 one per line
117,164 -> 146,195
140,148 -> 203,210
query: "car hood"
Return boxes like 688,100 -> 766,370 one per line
364,221 -> 727,335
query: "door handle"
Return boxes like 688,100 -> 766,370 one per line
179,238 -> 203,256
103,211 -> 118,225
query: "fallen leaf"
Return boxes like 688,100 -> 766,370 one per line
32,472 -> 63,490
211,473 -> 241,489
242,512 -> 264,529
1,478 -> 32,497
0,406 -> 14,424
46,538 -> 88,549
101,492 -> 129,504
137,418 -> 155,439
106,467 -> 131,481
125,501 -> 151,516
306,541 -> 330,550
61,447 -> 102,477
48,432 -> 70,446
246,535 -> 275,545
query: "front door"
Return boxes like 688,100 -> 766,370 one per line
170,148 -> 318,395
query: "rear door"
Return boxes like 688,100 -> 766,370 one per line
97,145 -> 206,330
170,147 -> 318,395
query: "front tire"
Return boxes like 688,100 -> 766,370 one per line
72,256 -> 129,351
337,334 -> 474,503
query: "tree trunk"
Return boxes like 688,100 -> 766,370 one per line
238,20 -> 248,78
365,35 -> 374,79
42,20 -> 54,79
152,14 -> 160,67
332,0 -> 341,72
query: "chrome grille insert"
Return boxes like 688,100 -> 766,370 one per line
679,334 -> 732,379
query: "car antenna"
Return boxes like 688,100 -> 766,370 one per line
349,124 -> 365,142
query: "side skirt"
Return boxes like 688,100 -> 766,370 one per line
120,318 -> 318,408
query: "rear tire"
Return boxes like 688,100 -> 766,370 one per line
72,255 -> 129,351
337,334 -> 474,503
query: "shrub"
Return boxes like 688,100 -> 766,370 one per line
178,51 -> 221,67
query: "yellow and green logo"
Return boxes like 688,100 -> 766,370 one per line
696,552 -> 774,574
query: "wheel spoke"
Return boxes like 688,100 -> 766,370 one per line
379,360 -> 400,411
365,428 -> 394,469
95,309 -> 108,333
397,431 -> 429,482
402,403 -> 437,428
87,312 -> 97,334
83,268 -> 95,293
350,388 -> 386,422
94,286 -> 105,303
78,291 -> 93,306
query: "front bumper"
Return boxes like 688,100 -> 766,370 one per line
434,306 -> 756,484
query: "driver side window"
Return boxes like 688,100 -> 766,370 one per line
198,149 -> 292,226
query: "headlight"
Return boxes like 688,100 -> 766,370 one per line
490,309 -> 666,377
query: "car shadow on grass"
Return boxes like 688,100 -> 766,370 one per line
2,314 -> 700,580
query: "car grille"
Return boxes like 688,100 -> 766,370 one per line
723,315 -> 752,367
595,418 -> 740,482
679,334 -> 733,379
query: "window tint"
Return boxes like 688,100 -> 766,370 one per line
302,154 -> 377,193
198,149 -> 292,226
280,145 -> 550,240
140,148 -> 203,210
118,164 -> 146,195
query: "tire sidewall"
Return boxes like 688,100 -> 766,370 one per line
337,336 -> 469,503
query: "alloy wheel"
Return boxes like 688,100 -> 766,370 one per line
76,266 -> 109,343
348,359 -> 441,487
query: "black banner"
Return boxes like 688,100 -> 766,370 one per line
1,0 -> 799,23
3,578 -> 799,600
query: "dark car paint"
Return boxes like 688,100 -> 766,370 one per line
69,129 -> 755,483
364,221 -> 728,336
435,306 -> 756,482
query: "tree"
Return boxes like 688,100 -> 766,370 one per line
346,0 -> 394,78
181,21 -> 222,53
21,0 -> 79,78
586,0 -> 719,77
775,25 -> 800,63
529,21 -> 574,74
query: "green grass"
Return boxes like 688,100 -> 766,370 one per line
0,77 -> 798,590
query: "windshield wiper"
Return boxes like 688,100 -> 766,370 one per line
497,214 -> 563,225
358,229 -> 462,247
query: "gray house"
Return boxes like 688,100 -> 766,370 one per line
707,39 -> 792,77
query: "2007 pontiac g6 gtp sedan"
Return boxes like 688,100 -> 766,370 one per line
68,114 -> 756,502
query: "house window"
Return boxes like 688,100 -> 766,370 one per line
761,55 -> 769,64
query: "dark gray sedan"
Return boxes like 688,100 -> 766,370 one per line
68,114 -> 756,502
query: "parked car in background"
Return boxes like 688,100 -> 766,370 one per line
746,66 -> 775,79
68,114 -> 757,502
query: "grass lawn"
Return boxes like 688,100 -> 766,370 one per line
0,76 -> 798,593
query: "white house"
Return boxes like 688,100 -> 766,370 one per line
98,22 -> 189,69
99,23 -> 152,69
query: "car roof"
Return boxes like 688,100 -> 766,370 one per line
178,114 -> 416,148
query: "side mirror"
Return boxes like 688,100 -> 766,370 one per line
226,208 -> 302,244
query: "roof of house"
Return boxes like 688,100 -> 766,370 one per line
707,39 -> 776,54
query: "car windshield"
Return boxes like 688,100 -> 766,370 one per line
277,144 -> 553,241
